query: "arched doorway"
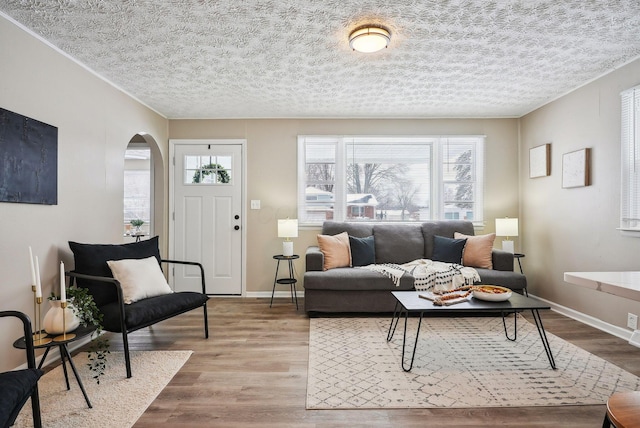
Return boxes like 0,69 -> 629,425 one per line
123,133 -> 164,243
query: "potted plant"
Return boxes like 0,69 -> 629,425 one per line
49,288 -> 109,383
130,219 -> 144,233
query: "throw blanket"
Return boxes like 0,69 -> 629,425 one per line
362,259 -> 480,292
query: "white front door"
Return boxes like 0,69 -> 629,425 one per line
170,140 -> 243,295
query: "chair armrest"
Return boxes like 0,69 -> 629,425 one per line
0,311 -> 37,369
492,249 -> 515,271
306,246 -> 324,272
66,271 -> 127,333
161,259 -> 207,294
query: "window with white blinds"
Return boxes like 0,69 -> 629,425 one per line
297,135 -> 485,226
621,86 -> 640,232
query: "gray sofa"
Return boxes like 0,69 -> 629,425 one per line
304,220 -> 526,314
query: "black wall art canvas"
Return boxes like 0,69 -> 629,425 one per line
0,107 -> 58,205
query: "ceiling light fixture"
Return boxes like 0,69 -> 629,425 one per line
349,26 -> 391,53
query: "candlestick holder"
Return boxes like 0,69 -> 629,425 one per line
33,294 -> 52,346
53,301 -> 76,342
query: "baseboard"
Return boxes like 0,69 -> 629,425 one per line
530,293 -> 639,347
246,291 -> 305,299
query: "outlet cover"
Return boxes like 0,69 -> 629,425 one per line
250,200 -> 261,210
627,313 -> 638,330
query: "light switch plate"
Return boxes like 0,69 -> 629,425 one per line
250,200 -> 261,209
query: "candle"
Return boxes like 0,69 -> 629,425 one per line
60,261 -> 66,302
34,256 -> 42,298
29,246 -> 36,286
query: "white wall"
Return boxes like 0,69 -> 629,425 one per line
519,58 -> 640,330
0,15 -> 168,371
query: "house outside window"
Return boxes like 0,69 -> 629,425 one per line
297,135 -> 485,226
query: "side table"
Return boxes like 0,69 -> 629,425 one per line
514,253 -> 528,296
14,325 -> 96,408
270,254 -> 299,310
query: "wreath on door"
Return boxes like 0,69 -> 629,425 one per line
192,163 -> 230,184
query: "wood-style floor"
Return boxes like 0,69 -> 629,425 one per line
83,298 -> 640,427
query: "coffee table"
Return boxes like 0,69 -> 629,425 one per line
387,291 -> 556,372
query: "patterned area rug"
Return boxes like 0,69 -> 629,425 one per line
15,350 -> 192,427
307,316 -> 640,409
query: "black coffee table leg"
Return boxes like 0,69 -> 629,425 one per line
501,311 -> 518,341
401,311 -> 423,372
530,309 -> 556,369
387,301 -> 401,341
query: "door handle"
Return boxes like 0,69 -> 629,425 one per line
234,215 -> 240,220
234,225 -> 240,230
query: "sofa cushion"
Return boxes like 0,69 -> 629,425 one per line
107,256 -> 173,304
476,268 -> 527,291
317,232 -> 352,270
422,221 -> 474,258
454,232 -> 496,269
69,237 -> 162,307
304,268 -> 414,291
432,235 -> 466,264
373,224 -> 424,264
100,291 -> 208,332
349,235 -> 375,266
322,221 -> 374,238
0,368 -> 43,427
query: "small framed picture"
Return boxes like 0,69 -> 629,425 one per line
562,148 -> 591,188
529,143 -> 550,178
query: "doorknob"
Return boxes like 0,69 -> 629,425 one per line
234,215 -> 240,220
234,225 -> 240,230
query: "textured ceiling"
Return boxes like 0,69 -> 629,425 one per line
2,1 -> 640,119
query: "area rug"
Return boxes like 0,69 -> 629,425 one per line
307,316 -> 640,409
15,350 -> 192,427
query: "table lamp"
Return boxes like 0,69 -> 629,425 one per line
278,219 -> 298,257
495,217 -> 518,253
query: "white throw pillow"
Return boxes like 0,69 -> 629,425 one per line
107,256 -> 173,304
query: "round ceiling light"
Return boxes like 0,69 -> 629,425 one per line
349,26 -> 391,53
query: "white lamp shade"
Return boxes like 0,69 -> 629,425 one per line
278,219 -> 298,239
495,218 -> 519,237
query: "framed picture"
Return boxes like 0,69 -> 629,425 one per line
0,108 -> 58,205
562,148 -> 591,188
529,143 -> 550,178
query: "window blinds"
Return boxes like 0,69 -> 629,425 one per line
620,86 -> 640,230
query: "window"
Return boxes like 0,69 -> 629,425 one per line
124,145 -> 151,235
184,155 -> 233,184
297,136 -> 484,226
621,85 -> 640,232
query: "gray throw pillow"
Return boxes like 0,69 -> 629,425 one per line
349,235 -> 375,266
432,235 -> 466,264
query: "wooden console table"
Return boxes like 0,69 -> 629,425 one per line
564,271 -> 640,302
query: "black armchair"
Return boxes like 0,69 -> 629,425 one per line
0,311 -> 43,428
67,236 -> 209,378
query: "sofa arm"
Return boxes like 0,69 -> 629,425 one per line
492,249 -> 515,271
306,246 -> 324,272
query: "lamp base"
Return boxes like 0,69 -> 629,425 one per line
282,241 -> 294,257
502,240 -> 514,253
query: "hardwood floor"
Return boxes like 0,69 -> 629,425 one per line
87,298 -> 640,427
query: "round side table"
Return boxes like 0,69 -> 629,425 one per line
270,255 -> 299,310
14,324 -> 96,408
